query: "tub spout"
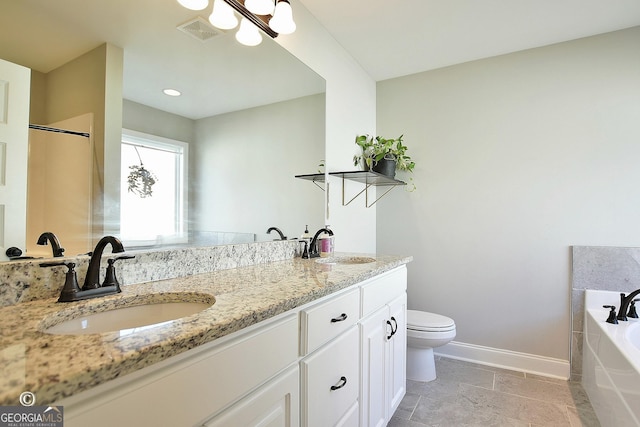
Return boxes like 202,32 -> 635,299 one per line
617,288 -> 640,321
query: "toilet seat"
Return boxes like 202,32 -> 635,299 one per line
407,310 -> 455,332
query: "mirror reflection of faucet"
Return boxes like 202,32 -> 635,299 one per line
40,236 -> 135,302
266,227 -> 287,240
37,232 -> 65,257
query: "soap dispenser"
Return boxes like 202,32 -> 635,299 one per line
301,225 -> 311,242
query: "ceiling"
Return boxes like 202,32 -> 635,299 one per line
0,0 -> 324,120
1,0 -> 638,119
299,0 -> 640,81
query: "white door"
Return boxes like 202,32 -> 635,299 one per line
0,58 -> 30,260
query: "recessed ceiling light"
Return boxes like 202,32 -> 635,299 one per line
163,89 -> 182,97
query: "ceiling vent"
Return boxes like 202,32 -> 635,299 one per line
177,16 -> 225,42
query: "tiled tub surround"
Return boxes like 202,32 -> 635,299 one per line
582,290 -> 640,426
0,239 -> 298,307
0,248 -> 411,406
571,246 -> 640,381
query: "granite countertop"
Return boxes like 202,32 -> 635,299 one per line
0,254 -> 411,406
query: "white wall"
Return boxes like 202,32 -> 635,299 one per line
376,27 -> 640,363
193,94 -> 325,237
276,3 -> 377,253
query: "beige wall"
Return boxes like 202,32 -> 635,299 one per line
123,99 -> 195,143
376,27 -> 640,362
193,94 -> 325,236
26,114 -> 93,256
277,3 -> 377,253
32,43 -> 123,243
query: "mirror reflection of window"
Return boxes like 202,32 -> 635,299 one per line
120,130 -> 188,247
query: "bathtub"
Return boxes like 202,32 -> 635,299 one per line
582,290 -> 640,427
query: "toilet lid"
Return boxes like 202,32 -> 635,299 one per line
407,310 -> 455,331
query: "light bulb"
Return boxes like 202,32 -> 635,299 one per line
235,18 -> 262,46
245,0 -> 274,15
177,0 -> 208,11
269,0 -> 296,35
209,0 -> 238,29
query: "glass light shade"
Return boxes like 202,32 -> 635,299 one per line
235,18 -> 262,46
209,0 -> 238,29
269,0 -> 296,35
245,0 -> 274,15
177,0 -> 209,11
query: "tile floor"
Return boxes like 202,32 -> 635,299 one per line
389,357 -> 600,427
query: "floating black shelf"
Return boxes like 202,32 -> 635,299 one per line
295,170 -> 405,207
294,173 -> 325,190
329,170 -> 406,186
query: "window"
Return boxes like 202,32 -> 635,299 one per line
120,129 -> 188,247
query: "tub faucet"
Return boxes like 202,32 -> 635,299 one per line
266,227 -> 287,240
83,236 -> 125,290
37,232 -> 65,257
309,228 -> 333,258
617,288 -> 640,321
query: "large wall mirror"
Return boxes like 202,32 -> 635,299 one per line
0,0 -> 326,261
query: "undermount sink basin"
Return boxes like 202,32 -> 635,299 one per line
315,256 -> 376,265
41,293 -> 215,335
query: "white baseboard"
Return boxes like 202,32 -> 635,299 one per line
434,341 -> 570,380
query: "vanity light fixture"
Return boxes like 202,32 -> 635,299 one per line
177,0 -> 209,11
269,0 -> 295,35
163,88 -> 182,97
245,0 -> 274,15
180,0 -> 296,46
209,0 -> 238,29
235,17 -> 263,46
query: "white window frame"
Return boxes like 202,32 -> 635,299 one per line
120,129 -> 189,247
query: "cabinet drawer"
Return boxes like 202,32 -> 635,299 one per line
62,313 -> 299,427
300,326 -> 360,427
361,267 -> 407,317
203,364 -> 299,427
300,288 -> 360,355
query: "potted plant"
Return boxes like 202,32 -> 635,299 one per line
353,134 -> 415,178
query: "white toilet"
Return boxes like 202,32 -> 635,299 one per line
406,310 -> 456,382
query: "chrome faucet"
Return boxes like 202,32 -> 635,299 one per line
82,236 -> 125,290
617,288 -> 640,321
308,228 -> 333,258
266,227 -> 287,240
37,232 -> 65,257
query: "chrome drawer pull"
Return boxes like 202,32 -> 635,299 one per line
386,320 -> 394,339
330,376 -> 347,391
330,313 -> 348,323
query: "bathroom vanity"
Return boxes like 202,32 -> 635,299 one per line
0,250 -> 410,427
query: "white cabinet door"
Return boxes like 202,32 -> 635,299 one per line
301,326 -> 360,427
387,294 -> 407,416
204,364 -> 299,427
359,291 -> 407,427
359,306 -> 390,427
